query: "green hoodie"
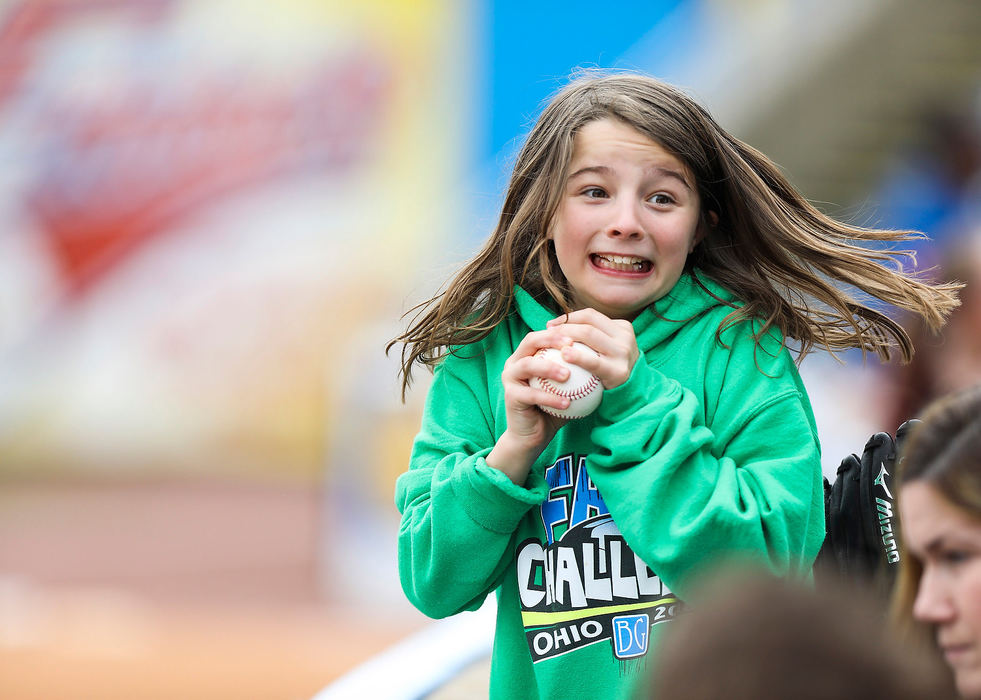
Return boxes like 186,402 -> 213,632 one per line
396,271 -> 825,699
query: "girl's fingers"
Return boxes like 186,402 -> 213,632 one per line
559,341 -> 602,371
514,384 -> 570,412
547,310 -> 633,348
512,327 -> 574,359
546,308 -> 623,335
547,322 -> 636,363
502,331 -> 579,411
507,353 -> 571,386
544,308 -> 639,389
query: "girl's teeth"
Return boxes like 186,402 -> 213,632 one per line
596,254 -> 647,271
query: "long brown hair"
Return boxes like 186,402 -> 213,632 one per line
389,71 -> 961,399
891,384 -> 981,643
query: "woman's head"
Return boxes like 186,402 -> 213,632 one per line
900,384 -> 981,511
895,384 -> 981,698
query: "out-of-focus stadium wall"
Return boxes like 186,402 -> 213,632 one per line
0,0 -> 473,482
0,4 -> 478,695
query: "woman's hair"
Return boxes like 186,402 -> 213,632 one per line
653,568 -> 954,700
389,70 -> 961,398
891,384 -> 981,642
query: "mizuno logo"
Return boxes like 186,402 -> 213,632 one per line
873,464 -> 893,499
875,497 -> 900,564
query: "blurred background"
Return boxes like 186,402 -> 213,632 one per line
0,0 -> 979,698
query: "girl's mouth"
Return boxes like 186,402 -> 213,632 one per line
591,253 -> 653,274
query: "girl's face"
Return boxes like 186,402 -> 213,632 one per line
548,118 -> 703,320
902,481 -> 981,699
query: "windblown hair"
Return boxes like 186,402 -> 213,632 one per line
389,71 -> 960,398
891,384 -> 981,645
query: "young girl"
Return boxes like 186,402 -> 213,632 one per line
893,385 -> 981,699
390,72 -> 960,699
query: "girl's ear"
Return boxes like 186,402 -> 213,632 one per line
690,232 -> 704,253
691,210 -> 718,252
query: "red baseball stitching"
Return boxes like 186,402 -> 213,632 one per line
534,347 -> 601,412
540,374 -> 600,400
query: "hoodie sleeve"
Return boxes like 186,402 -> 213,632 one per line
586,327 -> 825,600
395,356 -> 548,619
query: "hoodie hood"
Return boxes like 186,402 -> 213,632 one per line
513,269 -> 738,352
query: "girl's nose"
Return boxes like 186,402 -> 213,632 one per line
913,566 -> 956,624
605,200 -> 643,239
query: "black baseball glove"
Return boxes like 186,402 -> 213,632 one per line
814,419 -> 920,594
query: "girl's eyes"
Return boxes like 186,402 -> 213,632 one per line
577,188 -> 676,205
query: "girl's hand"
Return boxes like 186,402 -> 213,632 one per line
545,308 -> 640,390
486,328 -> 577,484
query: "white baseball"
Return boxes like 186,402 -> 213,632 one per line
530,342 -> 603,419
